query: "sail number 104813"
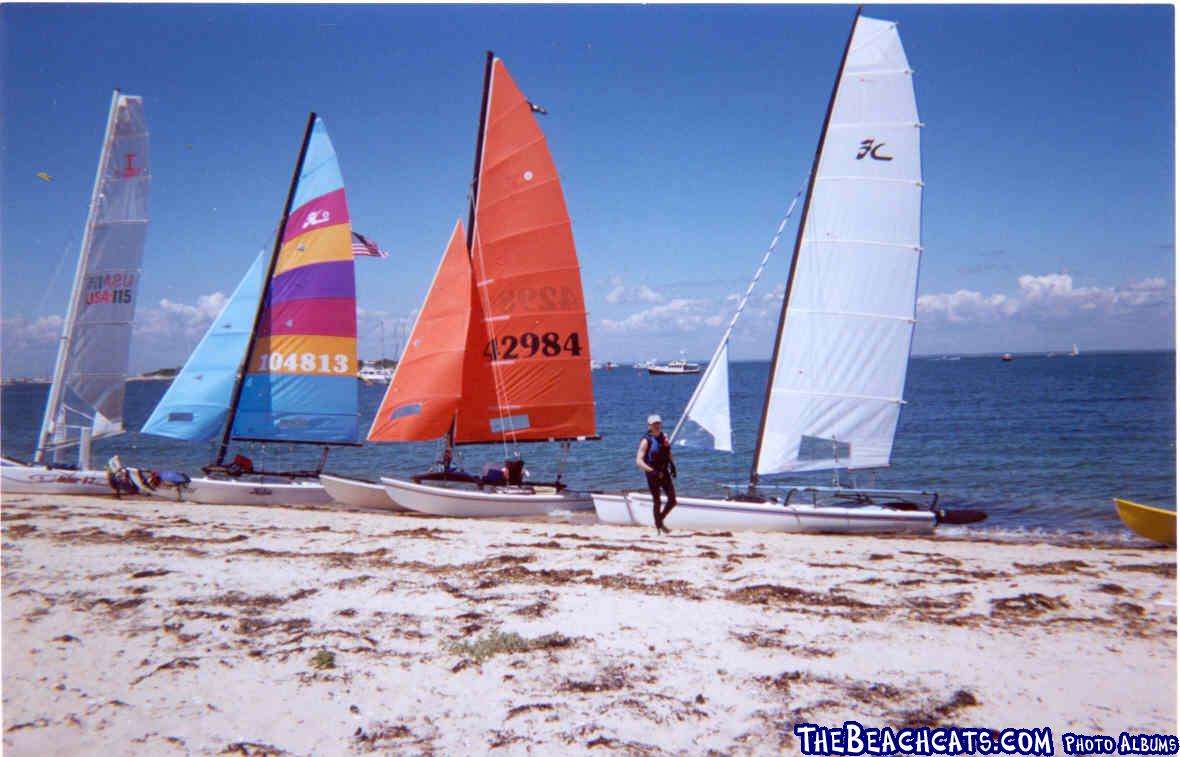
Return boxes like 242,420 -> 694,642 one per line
483,332 -> 583,360
255,352 -> 350,374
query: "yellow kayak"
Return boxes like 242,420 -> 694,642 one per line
1114,499 -> 1177,545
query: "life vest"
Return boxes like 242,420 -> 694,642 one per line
643,432 -> 671,468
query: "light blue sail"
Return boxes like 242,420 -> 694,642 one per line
139,252 -> 265,441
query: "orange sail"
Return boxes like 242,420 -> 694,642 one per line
454,58 -> 596,444
367,220 -> 472,442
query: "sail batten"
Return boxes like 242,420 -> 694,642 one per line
755,14 -> 922,477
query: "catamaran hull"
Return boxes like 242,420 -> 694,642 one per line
592,492 -> 936,534
130,474 -> 333,506
184,476 -> 333,506
1,460 -> 114,496
381,477 -> 592,518
320,474 -> 407,511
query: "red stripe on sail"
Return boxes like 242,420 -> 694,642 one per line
283,187 -> 350,244
256,298 -> 357,338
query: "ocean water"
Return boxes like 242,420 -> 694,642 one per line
2,351 -> 1174,534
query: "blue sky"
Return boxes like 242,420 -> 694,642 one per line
1,4 -> 1174,376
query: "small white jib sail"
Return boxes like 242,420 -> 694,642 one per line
35,91 -> 150,466
753,14 -> 923,480
670,178 -> 809,454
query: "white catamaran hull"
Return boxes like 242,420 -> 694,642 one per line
133,474 -> 333,506
592,492 -> 936,534
320,474 -> 407,511
1,459 -> 114,496
382,476 -> 592,518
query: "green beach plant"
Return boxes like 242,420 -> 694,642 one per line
446,630 -> 573,664
310,649 -> 336,670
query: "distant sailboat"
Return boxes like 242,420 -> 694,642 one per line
1070,343 -> 1080,357
3,91 -> 150,495
326,53 -> 598,517
130,114 -> 360,505
593,11 -> 984,533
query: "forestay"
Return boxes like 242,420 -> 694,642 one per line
37,93 -> 150,461
139,252 -> 265,441
756,16 -> 922,475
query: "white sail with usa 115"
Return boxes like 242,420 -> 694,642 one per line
3,91 -> 149,495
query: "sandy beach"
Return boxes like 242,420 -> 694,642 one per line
2,493 -> 1175,755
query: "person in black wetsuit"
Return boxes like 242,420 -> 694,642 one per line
636,414 -> 677,534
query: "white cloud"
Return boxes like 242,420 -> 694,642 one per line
602,274 -> 665,305
1,314 -> 64,351
918,273 -> 1173,323
600,297 -> 723,333
635,284 -> 663,303
134,292 -> 230,344
916,290 -> 1018,323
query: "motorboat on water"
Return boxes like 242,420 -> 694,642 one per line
357,363 -> 394,384
647,359 -> 702,376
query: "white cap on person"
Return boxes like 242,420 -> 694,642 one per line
647,414 -> 662,425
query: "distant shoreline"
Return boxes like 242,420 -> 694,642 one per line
1,349 -> 1173,384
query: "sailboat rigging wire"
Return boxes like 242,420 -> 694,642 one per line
669,172 -> 810,445
37,231 -> 78,322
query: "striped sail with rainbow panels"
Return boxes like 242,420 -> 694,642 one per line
230,117 -> 359,444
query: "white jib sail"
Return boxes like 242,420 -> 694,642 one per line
756,16 -> 922,475
670,176 -> 810,453
36,92 -> 150,462
673,341 -> 733,452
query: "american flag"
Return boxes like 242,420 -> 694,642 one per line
351,231 -> 389,259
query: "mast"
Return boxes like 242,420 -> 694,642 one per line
35,90 -> 122,465
445,50 -> 495,457
214,111 -> 318,466
748,7 -> 862,492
